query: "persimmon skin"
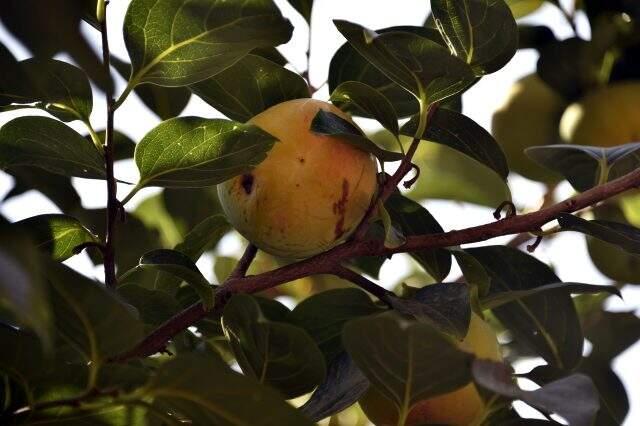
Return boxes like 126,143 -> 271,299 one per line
218,99 -> 378,258
359,314 -> 502,426
560,82 -> 640,148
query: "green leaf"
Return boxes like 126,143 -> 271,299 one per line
123,0 -> 293,87
134,117 -> 277,188
153,215 -> 230,294
286,0 -> 313,23
451,248 -> 491,296
473,360 -> 599,426
135,249 -> 214,309
388,283 -> 471,339
3,168 -> 81,213
90,130 -> 136,161
0,58 -> 92,122
0,116 -> 105,179
385,192 -> 452,281
481,281 -> 621,310
330,81 -> 399,137
558,213 -> 640,254
329,26 -> 447,118
222,294 -> 326,398
526,143 -> 640,192
578,358 -> 629,426
310,110 -> 403,162
506,0 -> 545,18
343,312 -> 473,417
300,352 -> 369,422
147,352 -> 315,425
289,288 -> 384,363
0,228 -> 51,347
111,56 -> 191,120
431,0 -> 518,74
0,41 -> 19,106
333,20 -> 476,104
0,324 -> 46,387
46,260 -> 144,361
465,246 -> 583,369
118,284 -> 181,327
401,107 -> 509,180
14,214 -> 98,261
537,38 -> 594,101
190,54 -> 309,122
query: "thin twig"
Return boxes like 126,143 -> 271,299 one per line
332,264 -> 393,303
228,244 -> 258,280
112,167 -> 640,361
100,2 -> 118,289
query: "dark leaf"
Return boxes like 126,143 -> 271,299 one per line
288,288 -> 384,363
310,110 -> 403,162
451,248 -> 492,296
299,351 -> 369,422
559,213 -> 640,254
222,295 -> 326,398
134,117 -> 277,188
388,283 -> 471,339
526,143 -> 640,192
385,192 -> 452,280
517,25 -> 557,50
86,130 -> 136,162
330,81 -> 399,137
286,0 -> 313,23
401,107 -> 509,179
3,168 -> 81,213
117,284 -> 181,327
123,0 -> 293,87
0,41 -> 20,106
191,54 -> 309,122
431,0 -> 518,74
334,20 -> 476,104
465,246 -> 583,369
473,359 -> 599,426
14,214 -> 99,261
147,352 -> 314,425
537,38 -> 595,101
0,116 -> 105,179
343,312 -> 473,416
135,249 -> 214,309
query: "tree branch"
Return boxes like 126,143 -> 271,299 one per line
100,2 -> 118,289
228,244 -> 258,280
332,264 -> 393,303
113,164 -> 640,362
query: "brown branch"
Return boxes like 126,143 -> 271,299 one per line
100,3 -> 118,289
113,165 -> 640,362
228,244 -> 258,280
332,264 -> 393,303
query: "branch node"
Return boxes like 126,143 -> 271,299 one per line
493,200 -> 517,220
403,163 -> 420,189
526,234 -> 543,253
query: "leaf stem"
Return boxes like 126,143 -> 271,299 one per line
332,264 -> 393,303
100,1 -> 118,290
120,184 -> 141,206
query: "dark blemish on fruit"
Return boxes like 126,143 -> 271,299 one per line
295,183 -> 300,188
333,179 -> 349,240
298,157 -> 305,164
240,173 -> 254,195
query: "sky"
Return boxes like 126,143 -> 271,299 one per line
0,0 -> 638,423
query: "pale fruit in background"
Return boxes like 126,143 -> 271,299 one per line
359,314 -> 502,426
560,82 -> 640,147
218,99 -> 378,258
492,73 -> 566,182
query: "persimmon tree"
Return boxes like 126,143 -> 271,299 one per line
0,0 -> 639,425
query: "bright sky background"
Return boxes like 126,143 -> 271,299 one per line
0,0 -> 638,423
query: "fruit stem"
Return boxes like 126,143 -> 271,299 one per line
228,244 -> 258,279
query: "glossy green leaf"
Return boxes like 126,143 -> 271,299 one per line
0,228 -> 51,347
300,351 -> 369,422
388,283 -> 471,339
0,116 -> 105,179
482,281 -> 621,310
401,107 -> 509,180
431,0 -> 518,74
46,260 -> 144,361
123,0 -> 293,87
310,110 -> 403,162
343,312 -> 473,417
134,117 -> 277,188
385,192 -> 452,281
330,81 -> 399,137
289,288 -> 384,363
473,360 -> 599,425
147,352 -> 314,425
153,215 -> 230,294
191,54 -> 309,122
135,249 -> 214,309
0,58 -> 92,122
527,143 -> 640,192
14,214 -> 98,262
329,26 -> 446,118
465,246 -> 583,369
559,213 -> 640,254
334,20 -> 476,104
222,294 -> 326,398
111,56 -> 191,120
